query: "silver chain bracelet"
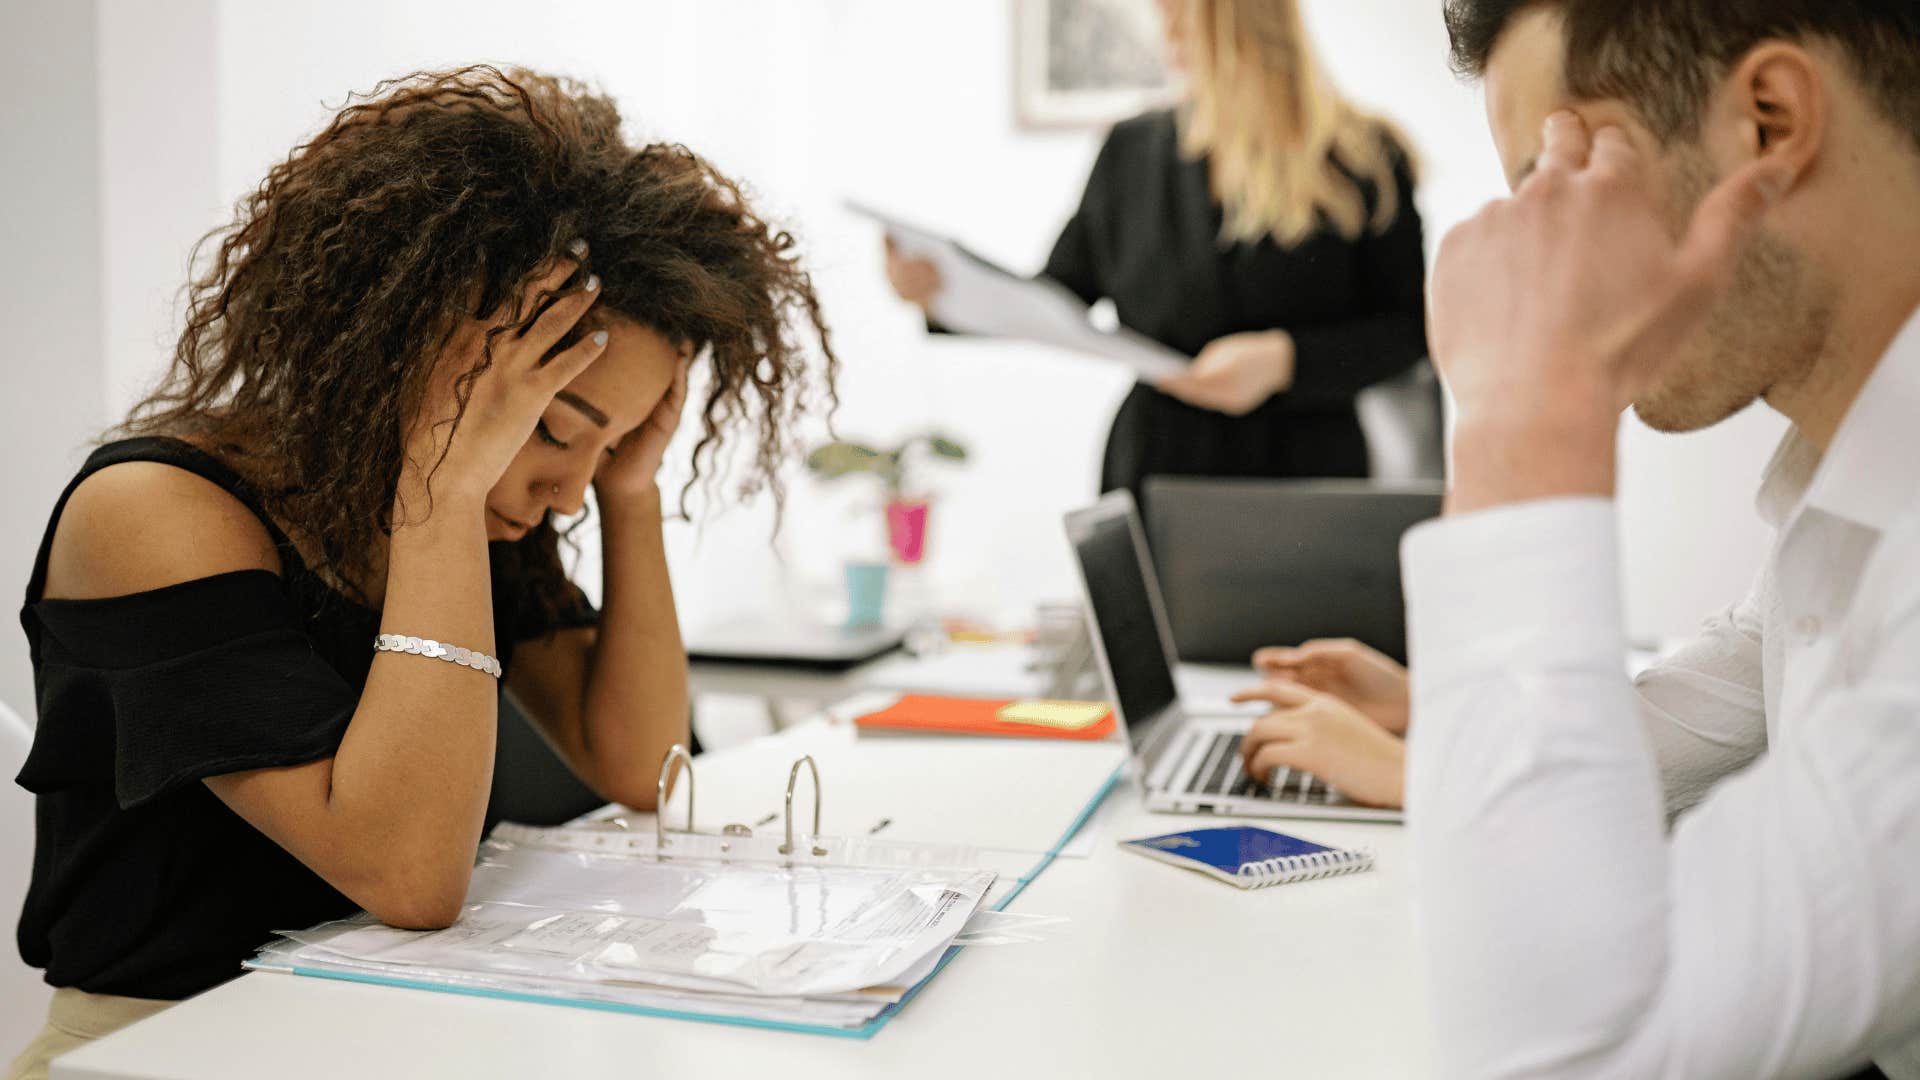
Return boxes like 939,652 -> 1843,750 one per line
373,633 -> 502,679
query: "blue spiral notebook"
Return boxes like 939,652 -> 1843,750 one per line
1121,825 -> 1373,889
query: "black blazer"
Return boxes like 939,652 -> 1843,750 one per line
1042,109 -> 1429,501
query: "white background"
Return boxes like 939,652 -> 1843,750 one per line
1,0 -> 1787,716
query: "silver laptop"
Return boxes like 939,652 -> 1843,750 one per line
1065,491 -> 1402,824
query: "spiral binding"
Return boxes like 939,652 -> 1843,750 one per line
1234,847 -> 1374,888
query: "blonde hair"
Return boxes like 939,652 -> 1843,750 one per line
1176,0 -> 1416,246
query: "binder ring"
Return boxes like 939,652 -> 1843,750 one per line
780,755 -> 827,858
655,744 -> 695,855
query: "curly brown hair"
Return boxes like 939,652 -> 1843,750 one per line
119,65 -> 836,614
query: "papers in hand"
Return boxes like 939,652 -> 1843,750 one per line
850,200 -> 1188,381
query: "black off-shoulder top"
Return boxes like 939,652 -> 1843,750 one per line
13,437 -> 594,1000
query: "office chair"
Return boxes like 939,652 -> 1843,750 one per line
485,693 -> 609,829
1355,359 -> 1447,482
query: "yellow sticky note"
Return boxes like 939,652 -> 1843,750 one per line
996,699 -> 1109,730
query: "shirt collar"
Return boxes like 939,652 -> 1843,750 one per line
1757,301 -> 1920,531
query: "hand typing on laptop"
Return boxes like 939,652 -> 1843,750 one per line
1235,639 -> 1411,810
1066,492 -> 1403,823
1254,639 -> 1409,735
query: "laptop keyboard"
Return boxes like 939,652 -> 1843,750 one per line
1183,731 -> 1338,804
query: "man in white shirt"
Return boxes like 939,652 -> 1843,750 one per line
1400,2 -> 1920,1077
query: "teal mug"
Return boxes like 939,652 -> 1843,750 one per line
844,561 -> 889,629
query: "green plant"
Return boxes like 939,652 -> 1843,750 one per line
805,432 -> 968,497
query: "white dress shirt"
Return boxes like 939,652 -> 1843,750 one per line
1401,303 -> 1920,1079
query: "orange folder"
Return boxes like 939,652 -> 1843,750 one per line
854,695 -> 1117,740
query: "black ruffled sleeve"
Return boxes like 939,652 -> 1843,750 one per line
20,570 -> 357,809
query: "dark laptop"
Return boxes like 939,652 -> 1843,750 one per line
684,618 -> 904,669
1141,477 -> 1443,665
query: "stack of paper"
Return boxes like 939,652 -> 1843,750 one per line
250,826 -> 996,1032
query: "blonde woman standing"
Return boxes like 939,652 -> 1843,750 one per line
888,0 -> 1426,504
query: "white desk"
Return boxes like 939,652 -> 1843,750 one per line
53,794 -> 1429,1079
55,659 -> 1434,1079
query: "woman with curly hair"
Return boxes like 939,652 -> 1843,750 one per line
6,66 -> 833,1077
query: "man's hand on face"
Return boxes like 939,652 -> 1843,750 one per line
1429,110 -> 1790,516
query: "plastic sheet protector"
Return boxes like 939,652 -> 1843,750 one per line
253,828 -> 993,1030
247,733 -> 1125,1037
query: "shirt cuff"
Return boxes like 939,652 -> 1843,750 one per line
1402,497 -> 1625,685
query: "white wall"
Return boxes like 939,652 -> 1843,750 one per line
88,0 -> 1784,647
100,0 -> 219,419
1618,405 -> 1785,638
0,2 -> 108,716
0,0 -> 101,1044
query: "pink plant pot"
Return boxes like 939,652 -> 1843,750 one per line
885,498 -> 930,565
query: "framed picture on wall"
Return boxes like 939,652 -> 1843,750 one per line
1015,0 -> 1177,128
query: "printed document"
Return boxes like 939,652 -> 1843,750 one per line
849,200 -> 1187,381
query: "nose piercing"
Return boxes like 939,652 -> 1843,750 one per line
551,484 -> 561,495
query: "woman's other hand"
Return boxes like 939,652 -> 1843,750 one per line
1233,680 -> 1406,809
884,237 -> 943,310
404,247 -> 608,506
595,353 -> 690,505
1254,638 -> 1410,736
1153,329 -> 1295,415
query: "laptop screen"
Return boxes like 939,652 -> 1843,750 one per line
1066,499 -> 1180,751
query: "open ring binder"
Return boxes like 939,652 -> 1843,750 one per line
644,745 -> 853,866
511,746 -> 1002,873
781,755 -> 827,857
654,744 -> 695,854
248,735 -> 1129,1039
